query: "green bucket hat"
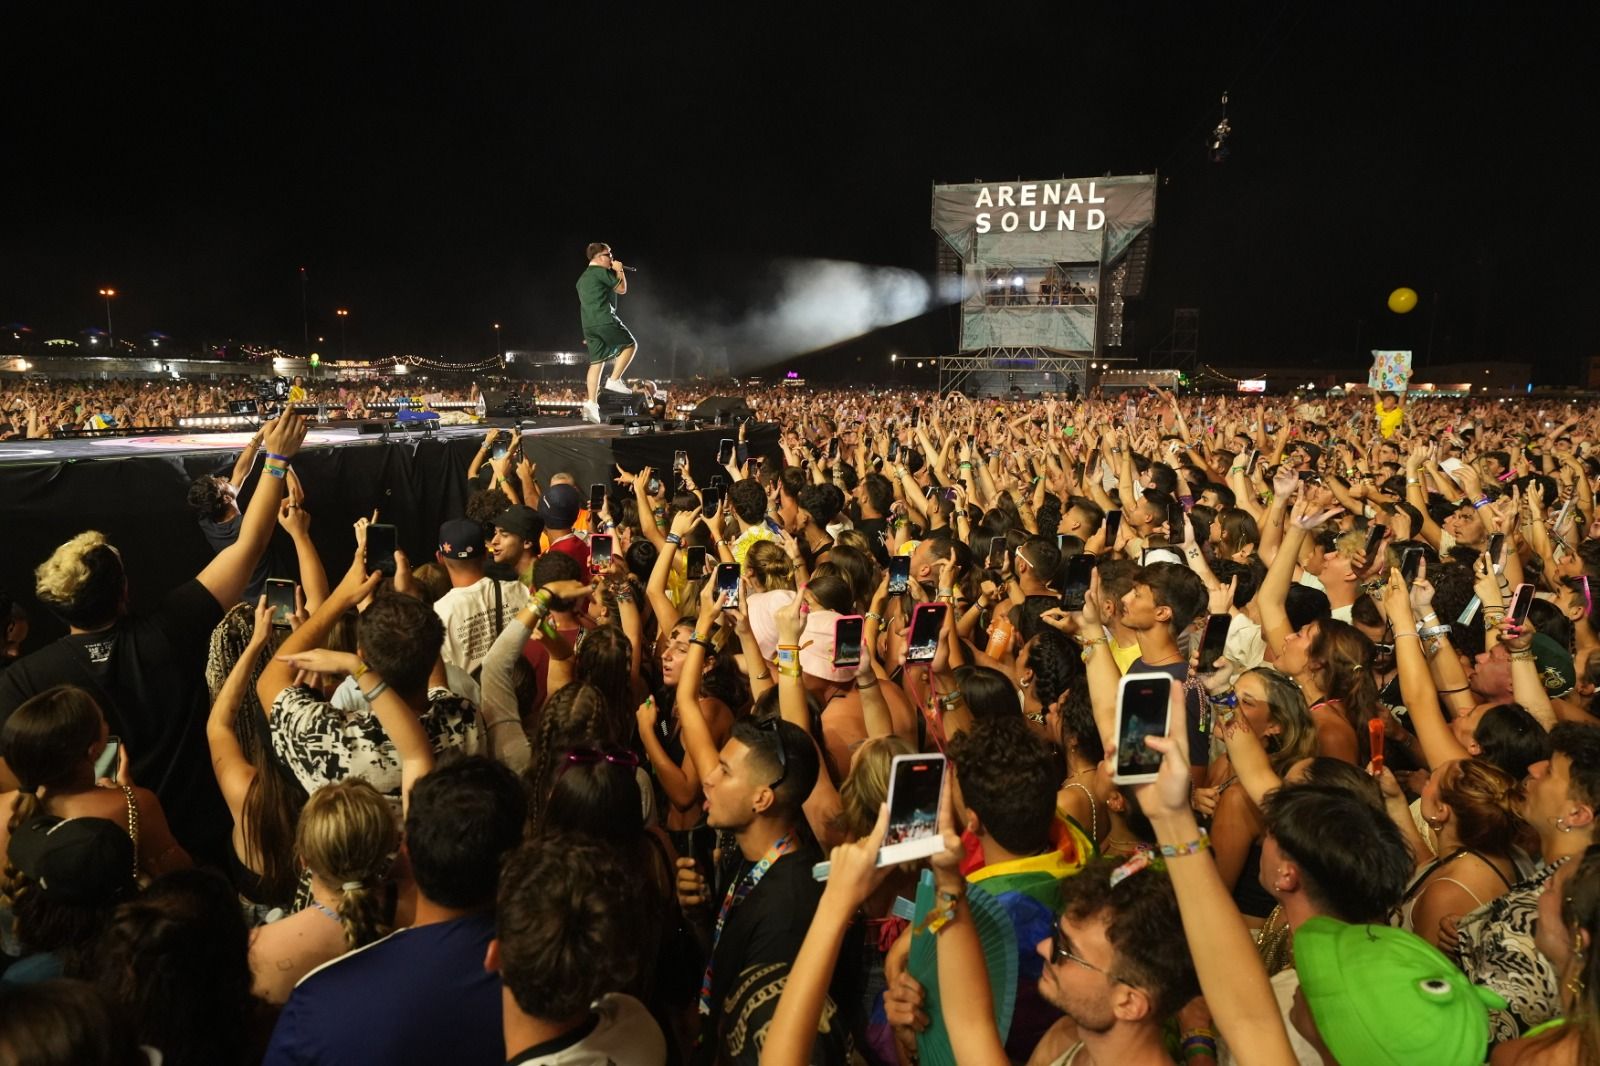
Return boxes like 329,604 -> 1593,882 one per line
1530,632 -> 1576,697
1296,917 -> 1505,1066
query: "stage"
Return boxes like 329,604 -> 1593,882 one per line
0,415 -> 778,651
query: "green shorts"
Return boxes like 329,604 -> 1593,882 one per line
583,322 -> 636,365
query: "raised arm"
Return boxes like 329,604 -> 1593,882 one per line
228,426 -> 265,490
206,596 -> 272,828
197,411 -> 308,609
1382,567 -> 1469,767
256,524 -> 380,714
478,614 -> 536,772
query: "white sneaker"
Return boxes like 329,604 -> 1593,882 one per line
581,401 -> 601,424
604,377 -> 632,395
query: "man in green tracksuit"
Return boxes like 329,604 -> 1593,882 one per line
576,242 -> 637,423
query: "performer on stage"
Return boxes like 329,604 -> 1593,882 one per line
576,242 -> 637,424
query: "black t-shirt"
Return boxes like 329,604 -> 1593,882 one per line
853,517 -> 890,564
0,579 -> 228,857
697,840 -> 836,1065
197,513 -> 272,601
1128,657 -> 1210,769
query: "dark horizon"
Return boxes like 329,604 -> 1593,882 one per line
2,7 -> 1594,383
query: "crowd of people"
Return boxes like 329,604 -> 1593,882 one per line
4,381 -> 1600,1064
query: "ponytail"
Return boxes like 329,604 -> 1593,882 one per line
334,879 -> 390,950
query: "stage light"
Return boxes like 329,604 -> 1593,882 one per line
916,361 -> 924,368
89,336 -> 98,344
1013,276 -> 1024,287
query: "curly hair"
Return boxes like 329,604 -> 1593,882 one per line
495,837 -> 649,1022
34,531 -> 124,628
357,592 -> 444,695
1436,758 -> 1529,857
1056,857 -> 1199,1020
947,717 -> 1058,857
295,779 -> 400,950
1053,679 -> 1104,765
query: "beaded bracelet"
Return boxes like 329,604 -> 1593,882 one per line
1158,830 -> 1211,858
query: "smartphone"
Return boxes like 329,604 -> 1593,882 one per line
1060,553 -> 1096,612
367,523 -> 398,577
717,438 -> 735,465
911,407 -> 921,428
745,457 -> 761,477
829,438 -> 840,459
887,556 -> 911,596
833,615 -> 864,667
588,533 -> 614,574
714,563 -> 741,610
878,754 -> 948,864
1399,547 -> 1423,585
1555,497 -> 1575,532
265,578 -> 297,627
888,441 -> 900,463
986,538 -> 1008,571
1368,717 -> 1386,774
923,483 -> 938,501
685,545 -> 707,581
1488,532 -> 1506,573
589,483 -> 606,515
701,486 -> 721,514
687,826 -> 717,878
1103,510 -> 1123,543
966,433 -> 976,450
94,735 -> 121,780
1113,672 -> 1173,784
1198,613 -> 1231,669
490,440 -> 509,461
1167,501 -> 1187,540
674,449 -> 688,470
1508,582 -> 1535,625
1246,450 -> 1260,477
1364,523 -> 1386,563
906,602 -> 948,663
709,474 -> 726,489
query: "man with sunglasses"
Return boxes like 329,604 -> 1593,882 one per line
677,715 -> 839,1064
1034,857 -> 1199,1066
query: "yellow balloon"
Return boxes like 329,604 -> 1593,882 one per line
1388,287 -> 1418,314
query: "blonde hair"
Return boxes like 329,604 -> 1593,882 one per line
296,780 -> 399,949
836,735 -> 916,840
744,540 -> 796,593
35,532 -> 125,628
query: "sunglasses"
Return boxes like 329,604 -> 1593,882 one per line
550,747 -> 641,792
1050,921 -> 1120,983
754,716 -> 788,791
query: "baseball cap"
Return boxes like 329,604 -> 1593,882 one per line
1295,916 -> 1504,1066
540,483 -> 582,529
7,815 -> 138,905
746,589 -> 797,664
437,518 -> 486,560
493,504 -> 545,544
1530,632 -> 1576,696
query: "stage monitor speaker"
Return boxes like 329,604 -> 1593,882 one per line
691,395 -> 752,423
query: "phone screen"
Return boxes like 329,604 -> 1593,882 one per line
1400,547 -> 1422,585
701,486 -> 721,514
1199,613 -> 1231,667
887,556 -> 911,596
1246,450 -> 1260,477
588,533 -> 614,573
1488,533 -> 1506,572
1508,583 -> 1535,625
1103,510 -> 1123,543
987,539 -> 1007,571
94,736 -> 121,780
265,578 -> 297,627
674,450 -> 688,470
829,438 -> 840,459
1060,553 -> 1095,612
717,438 -> 735,465
589,483 -> 606,515
1364,523 -> 1386,562
906,603 -> 947,663
685,545 -> 707,581
490,441 -> 509,461
833,615 -> 864,667
879,754 -> 947,865
714,563 -> 741,609
367,524 -> 398,576
1114,673 -> 1173,783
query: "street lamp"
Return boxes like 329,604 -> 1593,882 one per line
336,308 -> 349,358
98,288 -> 116,349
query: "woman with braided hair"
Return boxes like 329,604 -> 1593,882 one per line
247,777 -> 399,1005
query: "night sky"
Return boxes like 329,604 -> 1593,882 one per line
3,6 -> 1594,382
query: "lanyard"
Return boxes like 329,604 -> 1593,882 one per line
698,833 -> 796,1015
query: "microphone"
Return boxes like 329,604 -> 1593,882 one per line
617,264 -> 638,272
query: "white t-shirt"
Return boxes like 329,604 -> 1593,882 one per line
506,993 -> 665,1065
1218,968 -> 1323,1066
433,576 -> 530,676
